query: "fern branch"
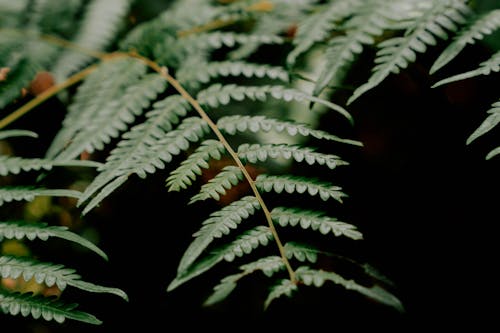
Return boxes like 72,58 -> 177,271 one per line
432,50 -> 500,87
0,187 -> 81,207
166,139 -> 226,191
286,0 -> 363,66
176,60 -> 290,89
177,196 -> 261,274
0,221 -> 107,260
189,165 -> 244,203
0,256 -> 127,300
256,174 -> 346,202
50,0 -> 132,81
312,0 -> 396,97
47,58 -> 146,159
204,255 -> 285,306
127,53 -> 298,284
0,156 -> 101,176
284,241 -> 319,264
0,287 -> 101,324
271,207 -> 362,240
296,266 -> 404,312
197,83 -> 353,123
237,143 -> 348,169
218,115 -> 362,146
264,278 -> 298,309
54,72 -> 166,161
168,225 -> 273,291
0,130 -> 38,140
348,0 -> 470,104
431,9 -> 500,73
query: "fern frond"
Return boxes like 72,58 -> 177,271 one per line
181,32 -> 284,55
0,156 -> 101,176
166,139 -> 226,192
284,241 -> 318,264
204,255 -> 285,307
237,143 -> 348,169
189,165 -> 244,204
348,0 -> 470,104
0,130 -> 38,140
80,117 -> 208,215
467,99 -> 500,159
198,83 -> 353,123
0,287 -> 101,324
54,72 -> 166,161
432,50 -> 500,87
296,267 -> 404,312
0,221 -> 107,260
176,60 -> 290,90
47,58 -> 147,158
168,226 -> 273,291
286,0 -> 363,66
51,0 -> 132,81
264,278 -> 297,309
0,256 -> 127,300
217,115 -> 362,146
0,187 -> 81,207
431,9 -> 500,73
177,196 -> 261,274
271,207 -> 362,240
255,174 -> 346,203
312,0 -> 398,97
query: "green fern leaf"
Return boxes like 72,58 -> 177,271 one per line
0,287 -> 101,324
177,196 -> 261,273
0,130 -> 38,140
166,139 -> 226,192
168,226 -> 273,291
217,115 -> 362,146
264,279 -> 298,309
198,83 -> 353,123
54,73 -> 166,161
47,58 -> 147,158
0,256 -> 127,300
77,95 -> 191,210
486,146 -> 500,160
467,100 -> 500,145
431,9 -> 500,73
348,0 -> 470,104
271,207 -> 362,239
0,156 -> 101,176
0,1 -> 29,28
204,256 -> 285,306
51,0 -> 132,81
189,165 -> 244,204
80,116 -> 208,214
255,175 -> 347,203
286,0 -> 362,66
296,266 -> 404,312
202,274 -> 239,307
177,60 -> 290,90
0,221 -> 107,260
0,187 -> 81,206
284,242 -> 319,263
182,31 -> 284,55
432,50 -> 500,87
237,143 -> 348,169
312,0 -> 397,97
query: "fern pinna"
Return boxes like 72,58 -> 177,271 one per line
3,0 -> 498,327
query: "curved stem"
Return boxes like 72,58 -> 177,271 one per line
127,52 -> 297,284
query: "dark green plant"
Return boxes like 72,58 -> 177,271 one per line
0,0 -> 498,327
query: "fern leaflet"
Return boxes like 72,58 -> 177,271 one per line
189,165 -> 244,204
